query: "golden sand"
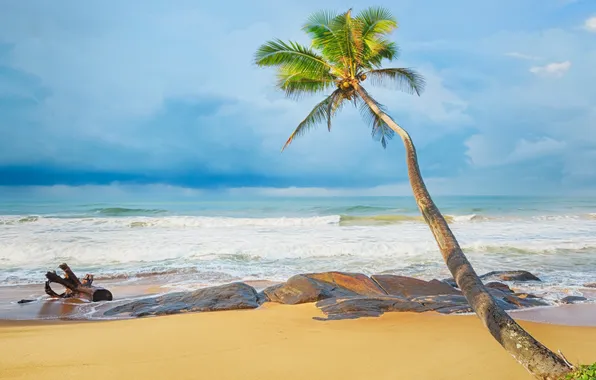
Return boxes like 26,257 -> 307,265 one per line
1,303 -> 595,380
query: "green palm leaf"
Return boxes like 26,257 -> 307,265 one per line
357,7 -> 398,39
356,92 -> 394,149
254,39 -> 332,75
276,66 -> 336,100
364,67 -> 425,95
282,90 -> 345,151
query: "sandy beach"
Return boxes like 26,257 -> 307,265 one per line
1,303 -> 595,380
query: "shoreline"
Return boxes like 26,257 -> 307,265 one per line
1,303 -> 595,380
1,274 -> 595,325
2,295 -> 595,327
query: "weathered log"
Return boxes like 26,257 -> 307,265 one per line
45,263 -> 113,302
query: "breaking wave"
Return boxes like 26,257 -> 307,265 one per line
90,207 -> 168,216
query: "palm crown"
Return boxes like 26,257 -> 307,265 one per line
254,7 -> 425,150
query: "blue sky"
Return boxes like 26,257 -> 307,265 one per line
0,0 -> 595,197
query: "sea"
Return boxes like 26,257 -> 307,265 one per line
1,195 -> 595,318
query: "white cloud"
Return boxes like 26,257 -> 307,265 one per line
508,137 -> 566,162
529,61 -> 571,76
584,16 -> 596,32
465,135 -> 566,168
505,52 -> 541,60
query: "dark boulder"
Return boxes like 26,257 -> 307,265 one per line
263,275 -> 350,305
485,282 -> 513,293
305,272 -> 386,297
560,296 -> 587,304
408,294 -> 472,314
263,272 -> 385,305
503,294 -> 548,308
315,296 -> 428,320
479,270 -> 541,282
104,282 -> 259,317
371,275 -> 461,297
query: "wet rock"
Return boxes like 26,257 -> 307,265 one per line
371,275 -> 461,297
479,271 -> 541,282
441,278 -> 458,288
17,299 -> 35,304
315,296 -> 427,320
305,272 -> 386,297
263,275 -> 347,305
409,294 -> 472,314
584,283 -> 596,288
485,282 -> 513,293
560,296 -> 587,304
104,282 -> 259,317
503,294 -> 548,308
263,272 -> 385,305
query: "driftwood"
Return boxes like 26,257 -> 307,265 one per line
45,263 -> 113,302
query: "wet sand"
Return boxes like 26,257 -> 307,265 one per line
1,303 -> 595,380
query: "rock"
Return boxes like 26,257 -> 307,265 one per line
305,272 -> 386,297
371,275 -> 461,298
584,283 -> 596,288
560,296 -> 587,304
441,278 -> 458,288
17,299 -> 35,304
263,275 -> 345,305
409,294 -> 472,314
503,294 -> 548,308
485,282 -> 513,293
263,272 -> 385,305
479,270 -> 541,282
315,296 -> 428,320
104,282 -> 259,317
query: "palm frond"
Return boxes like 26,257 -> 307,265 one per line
302,10 -> 361,75
276,66 -> 336,99
282,89 -> 345,151
365,40 -> 399,68
357,7 -> 398,39
356,7 -> 398,70
302,10 -> 340,43
326,90 -> 345,131
355,92 -> 395,149
364,67 -> 425,95
254,39 -> 332,75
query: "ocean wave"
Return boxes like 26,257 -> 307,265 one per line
338,213 -> 488,225
316,205 -> 401,214
339,214 -> 424,225
0,215 -> 40,225
90,207 -> 168,216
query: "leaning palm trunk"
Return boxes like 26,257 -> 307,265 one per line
355,85 -> 571,380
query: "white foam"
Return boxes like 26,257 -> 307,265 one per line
1,215 -> 596,290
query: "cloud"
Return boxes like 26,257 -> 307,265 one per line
529,61 -> 571,76
505,52 -> 541,60
585,16 -> 596,32
0,0 -> 595,194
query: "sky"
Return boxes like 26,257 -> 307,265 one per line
0,0 -> 595,198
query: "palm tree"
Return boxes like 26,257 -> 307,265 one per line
254,7 -> 572,380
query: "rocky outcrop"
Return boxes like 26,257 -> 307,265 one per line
479,271 -> 541,282
102,271 -> 563,320
371,275 -> 461,297
263,272 -> 551,320
485,282 -> 513,293
262,272 -> 384,305
584,283 -> 596,288
560,296 -> 587,304
315,296 -> 428,320
104,282 -> 259,317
